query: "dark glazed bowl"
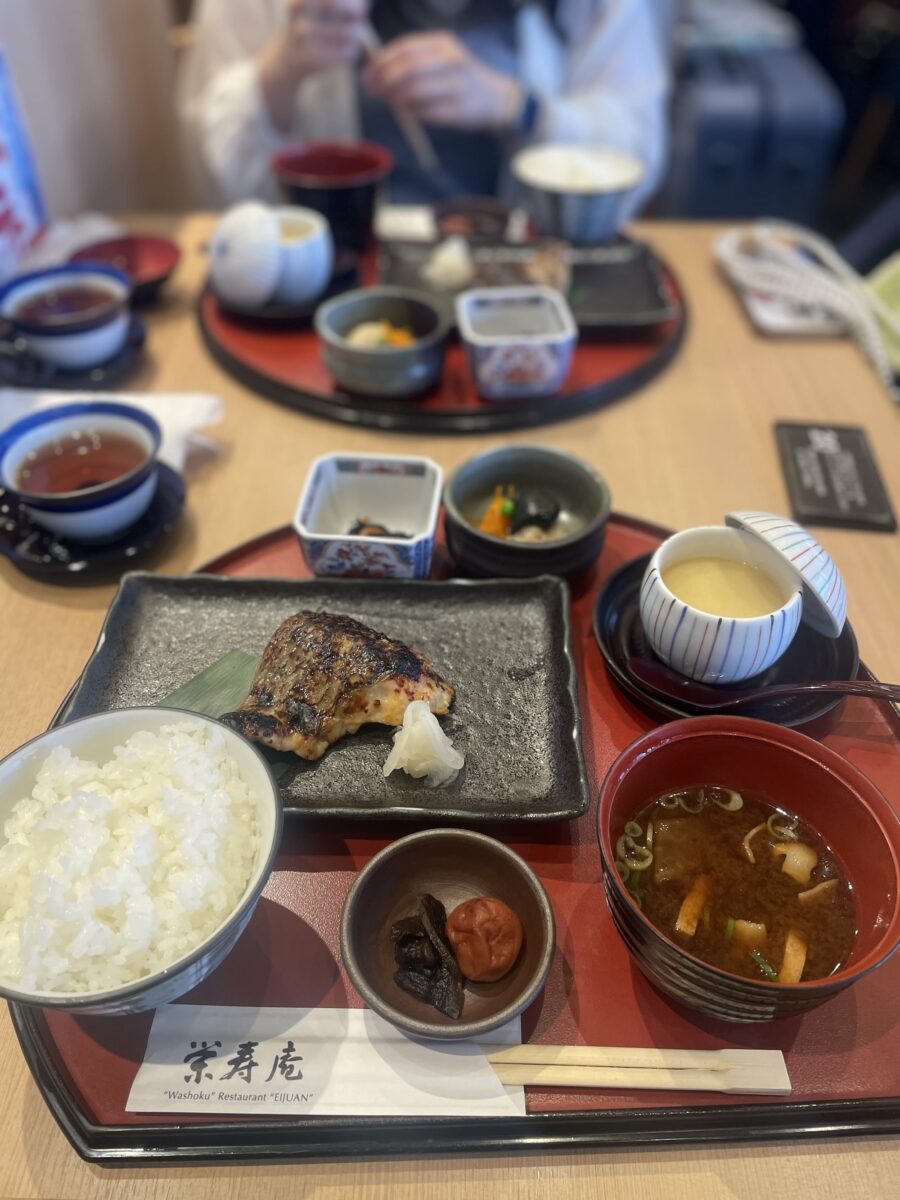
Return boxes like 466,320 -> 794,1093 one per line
598,716 -> 900,1022
272,141 -> 394,255
315,286 -> 448,398
444,444 -> 612,578
340,828 -> 555,1040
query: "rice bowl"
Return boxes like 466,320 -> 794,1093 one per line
0,708 -> 281,1014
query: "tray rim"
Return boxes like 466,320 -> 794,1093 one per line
57,571 -> 591,822
18,513 -> 900,1165
195,259 -> 688,435
11,1001 -> 900,1165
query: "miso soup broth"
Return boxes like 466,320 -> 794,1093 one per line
616,789 -> 856,983
662,556 -> 788,618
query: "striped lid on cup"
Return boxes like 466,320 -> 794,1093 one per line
725,511 -> 846,638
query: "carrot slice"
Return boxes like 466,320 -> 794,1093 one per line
675,875 -> 712,937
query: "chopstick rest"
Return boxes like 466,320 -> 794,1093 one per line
484,1045 -> 791,1096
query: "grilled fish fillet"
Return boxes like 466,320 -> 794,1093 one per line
222,610 -> 454,761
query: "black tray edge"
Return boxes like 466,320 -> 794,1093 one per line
11,1000 -> 900,1166
56,572 -> 591,822
195,266 -> 688,435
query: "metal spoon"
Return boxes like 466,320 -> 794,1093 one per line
627,658 -> 900,711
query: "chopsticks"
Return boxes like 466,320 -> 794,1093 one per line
484,1045 -> 791,1096
361,24 -> 441,174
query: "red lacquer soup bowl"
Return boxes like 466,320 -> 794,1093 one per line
597,716 -> 900,1022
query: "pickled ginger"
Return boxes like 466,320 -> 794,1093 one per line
382,700 -> 464,788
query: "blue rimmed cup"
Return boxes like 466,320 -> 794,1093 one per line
0,402 -> 162,542
0,263 -> 131,369
640,526 -> 803,685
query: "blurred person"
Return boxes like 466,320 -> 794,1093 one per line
179,0 -> 669,209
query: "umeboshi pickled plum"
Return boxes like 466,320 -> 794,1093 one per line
446,896 -> 524,982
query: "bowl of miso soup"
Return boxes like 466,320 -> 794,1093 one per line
598,716 -> 900,1022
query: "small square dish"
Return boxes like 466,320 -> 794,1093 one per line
60,573 -> 589,821
456,285 -> 577,401
294,453 -> 442,578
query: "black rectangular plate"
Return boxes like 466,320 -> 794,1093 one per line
60,573 -> 589,821
378,239 -> 676,333
775,421 -> 898,533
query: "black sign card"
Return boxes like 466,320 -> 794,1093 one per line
775,422 -> 897,533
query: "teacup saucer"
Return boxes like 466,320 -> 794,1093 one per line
593,552 -> 860,727
0,316 -> 146,390
0,462 -> 184,582
210,251 -> 360,326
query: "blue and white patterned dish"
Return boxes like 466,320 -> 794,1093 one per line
294,452 -> 442,579
640,526 -> 804,685
726,510 -> 847,638
0,263 -> 131,369
456,285 -> 577,401
0,401 -> 161,541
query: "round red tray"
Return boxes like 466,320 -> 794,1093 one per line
12,515 -> 900,1163
197,263 -> 687,434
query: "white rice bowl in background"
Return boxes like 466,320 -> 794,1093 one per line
511,144 -> 644,195
0,710 -> 280,1008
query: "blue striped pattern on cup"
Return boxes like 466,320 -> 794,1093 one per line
726,511 -> 847,638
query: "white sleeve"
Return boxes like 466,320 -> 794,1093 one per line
177,0 -> 286,204
535,0 -> 670,212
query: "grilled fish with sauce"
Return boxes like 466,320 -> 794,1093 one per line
222,610 -> 454,760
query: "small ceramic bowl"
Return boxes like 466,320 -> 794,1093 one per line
340,828 -> 555,1041
511,143 -> 645,245
294,452 -> 442,578
71,234 -> 181,303
0,707 -> 282,1015
272,141 -> 395,255
640,526 -> 803,685
0,401 -> 162,541
456,285 -> 577,401
443,444 -> 611,578
598,716 -> 900,1022
0,263 -> 131,369
271,206 -> 334,306
315,286 -> 448,398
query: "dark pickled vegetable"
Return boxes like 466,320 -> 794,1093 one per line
390,893 -> 465,1019
348,518 -> 410,538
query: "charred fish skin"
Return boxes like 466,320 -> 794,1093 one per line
222,610 -> 454,761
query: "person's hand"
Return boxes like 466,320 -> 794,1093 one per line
259,0 -> 368,129
363,32 -> 523,132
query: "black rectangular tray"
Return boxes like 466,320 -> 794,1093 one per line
61,573 -> 589,821
378,238 -> 677,332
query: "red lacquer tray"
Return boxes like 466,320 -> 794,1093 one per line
196,261 -> 687,434
11,514 -> 900,1164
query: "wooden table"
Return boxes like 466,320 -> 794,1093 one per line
0,216 -> 898,1198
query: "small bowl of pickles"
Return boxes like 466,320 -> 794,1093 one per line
443,444 -> 611,579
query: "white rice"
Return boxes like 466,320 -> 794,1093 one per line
0,721 -> 260,994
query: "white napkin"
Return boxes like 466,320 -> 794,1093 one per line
0,390 -> 223,472
126,1005 -> 526,1118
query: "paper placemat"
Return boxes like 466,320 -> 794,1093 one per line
127,1005 -> 525,1118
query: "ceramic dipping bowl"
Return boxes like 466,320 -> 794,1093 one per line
511,143 -> 645,245
71,234 -> 181,304
340,828 -> 555,1041
443,444 -> 612,578
315,286 -> 448,398
0,401 -> 162,541
598,716 -> 900,1022
640,526 -> 804,685
272,140 -> 394,255
456,285 -> 577,401
0,263 -> 131,369
294,451 -> 442,578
